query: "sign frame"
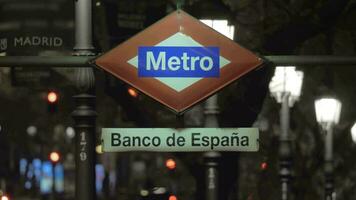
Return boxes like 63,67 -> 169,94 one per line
101,128 -> 259,152
94,10 -> 265,114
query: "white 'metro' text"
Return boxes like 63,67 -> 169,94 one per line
146,51 -> 214,71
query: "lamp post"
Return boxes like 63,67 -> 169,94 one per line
203,95 -> 220,200
199,17 -> 234,200
269,66 -> 304,200
314,97 -> 342,200
72,0 -> 96,199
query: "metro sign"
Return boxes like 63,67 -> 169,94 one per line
95,10 -> 264,113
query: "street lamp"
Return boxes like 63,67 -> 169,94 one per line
200,19 -> 235,40
314,97 -> 342,200
269,66 -> 304,200
350,123 -> 356,144
269,66 -> 304,106
200,17 -> 234,200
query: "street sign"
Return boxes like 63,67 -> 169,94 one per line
102,128 -> 259,152
0,0 -> 73,55
95,10 -> 264,113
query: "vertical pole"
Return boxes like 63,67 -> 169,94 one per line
279,93 -> 291,200
176,114 -> 185,128
74,0 -> 94,54
204,95 -> 220,200
324,127 -> 334,200
72,0 -> 96,200
72,94 -> 96,200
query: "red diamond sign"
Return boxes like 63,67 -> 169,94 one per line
95,10 -> 264,114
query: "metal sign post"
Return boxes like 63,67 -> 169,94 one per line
72,0 -> 97,200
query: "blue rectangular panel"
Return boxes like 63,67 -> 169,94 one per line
40,161 -> 53,194
54,164 -> 64,193
96,164 -> 105,194
138,46 -> 220,77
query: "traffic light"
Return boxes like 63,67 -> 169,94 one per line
165,158 -> 176,170
49,151 -> 60,163
47,91 -> 59,113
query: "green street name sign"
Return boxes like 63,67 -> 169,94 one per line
101,128 -> 259,152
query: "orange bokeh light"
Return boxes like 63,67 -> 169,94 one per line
47,92 -> 58,103
50,152 -> 60,163
168,195 -> 177,200
166,158 -> 176,170
127,88 -> 138,98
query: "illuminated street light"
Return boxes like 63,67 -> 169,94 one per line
351,123 -> 356,144
1,195 -> 9,200
315,98 -> 342,130
269,66 -> 304,200
315,97 -> 341,200
200,19 -> 235,40
269,66 -> 304,107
